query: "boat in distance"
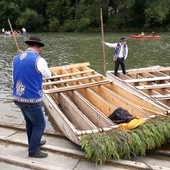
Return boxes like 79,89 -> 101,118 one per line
130,35 -> 161,39
0,34 -> 23,38
42,62 -> 169,145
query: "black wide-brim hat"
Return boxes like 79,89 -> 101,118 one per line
120,37 -> 127,42
25,36 -> 45,47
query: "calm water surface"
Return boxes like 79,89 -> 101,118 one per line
0,32 -> 170,129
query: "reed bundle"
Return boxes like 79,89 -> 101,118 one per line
80,115 -> 170,164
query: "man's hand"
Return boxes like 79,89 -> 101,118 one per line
113,56 -> 117,61
18,49 -> 23,53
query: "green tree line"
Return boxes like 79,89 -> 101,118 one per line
0,0 -> 170,32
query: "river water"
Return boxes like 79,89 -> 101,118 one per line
0,32 -> 170,130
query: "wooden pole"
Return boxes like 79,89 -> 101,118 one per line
8,19 -> 20,51
100,8 -> 106,74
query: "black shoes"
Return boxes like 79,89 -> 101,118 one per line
29,150 -> 48,158
39,140 -> 46,146
28,140 -> 47,158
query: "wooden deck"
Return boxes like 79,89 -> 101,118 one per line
106,65 -> 170,111
43,63 -> 169,145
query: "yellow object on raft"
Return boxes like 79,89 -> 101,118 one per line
118,118 -> 145,130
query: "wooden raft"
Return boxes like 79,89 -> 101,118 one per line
43,63 -> 111,93
106,65 -> 170,110
43,63 -> 168,145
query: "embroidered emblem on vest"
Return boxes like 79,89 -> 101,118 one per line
20,53 -> 27,60
16,80 -> 25,96
38,90 -> 43,97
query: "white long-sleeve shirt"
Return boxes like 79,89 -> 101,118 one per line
24,48 -> 51,79
105,42 -> 128,60
37,57 -> 51,78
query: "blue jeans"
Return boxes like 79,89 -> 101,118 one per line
14,101 -> 46,153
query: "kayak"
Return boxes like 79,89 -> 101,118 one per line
130,35 -> 161,39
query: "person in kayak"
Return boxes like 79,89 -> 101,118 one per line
140,32 -> 145,36
150,31 -> 155,36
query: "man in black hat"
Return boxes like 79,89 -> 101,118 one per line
12,36 -> 51,158
103,37 -> 128,76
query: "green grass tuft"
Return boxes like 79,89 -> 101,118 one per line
80,116 -> 170,164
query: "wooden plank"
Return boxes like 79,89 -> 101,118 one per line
126,66 -> 170,74
56,92 -> 97,130
50,62 -> 90,71
44,80 -> 111,93
106,71 -> 169,111
44,70 -> 94,80
43,94 -> 80,144
124,76 -> 170,83
91,85 -> 152,117
66,91 -> 113,127
54,67 -> 115,117
79,88 -> 116,116
151,94 -> 170,100
43,74 -> 103,86
136,83 -> 170,90
50,66 -> 115,123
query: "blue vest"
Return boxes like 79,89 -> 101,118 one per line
114,43 -> 127,58
13,49 -> 43,103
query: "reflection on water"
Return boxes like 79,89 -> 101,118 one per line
129,36 -> 170,68
0,32 -> 170,128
